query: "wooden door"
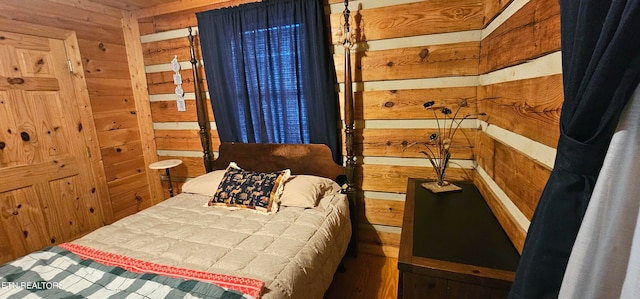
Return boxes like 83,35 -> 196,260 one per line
0,30 -> 104,263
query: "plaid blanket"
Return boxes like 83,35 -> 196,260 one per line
0,244 -> 263,299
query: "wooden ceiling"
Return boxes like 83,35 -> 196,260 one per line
85,0 -> 337,18
85,0 -> 241,18
87,0 -> 340,13
87,0 -> 181,11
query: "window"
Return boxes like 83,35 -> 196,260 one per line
197,0 -> 340,161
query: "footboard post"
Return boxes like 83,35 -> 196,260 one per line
342,0 -> 358,257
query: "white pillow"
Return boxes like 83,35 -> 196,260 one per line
181,170 -> 226,196
279,175 -> 342,208
181,162 -> 242,196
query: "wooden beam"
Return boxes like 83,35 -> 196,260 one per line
354,128 -> 478,159
484,0 -> 514,26
147,69 -> 206,94
479,0 -> 561,73
142,37 -> 200,65
478,75 -> 562,148
121,11 -> 165,204
359,165 -> 475,193
329,0 -> 484,43
135,0 -> 257,19
354,87 -> 477,120
334,42 -> 480,82
363,198 -> 405,227
150,100 -> 214,122
475,131 -> 550,220
154,129 -> 219,151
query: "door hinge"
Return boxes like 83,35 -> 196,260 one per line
67,60 -> 73,73
86,146 -> 92,158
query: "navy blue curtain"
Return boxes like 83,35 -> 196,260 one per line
510,1 -> 640,298
196,0 -> 340,162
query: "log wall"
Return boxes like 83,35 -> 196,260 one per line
0,0 -> 562,260
135,0 -> 562,257
475,0 -> 561,252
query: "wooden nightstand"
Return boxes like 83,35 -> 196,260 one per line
398,178 -> 520,299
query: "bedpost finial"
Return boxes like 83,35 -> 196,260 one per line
342,0 -> 354,49
343,1 -> 350,20
342,0 -> 350,24
187,26 -> 195,48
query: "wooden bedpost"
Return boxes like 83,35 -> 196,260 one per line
342,0 -> 358,257
188,27 -> 213,172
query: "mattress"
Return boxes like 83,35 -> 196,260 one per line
71,192 -> 351,299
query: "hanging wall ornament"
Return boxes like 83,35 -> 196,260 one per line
172,55 -> 186,112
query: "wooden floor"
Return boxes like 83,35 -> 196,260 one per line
324,253 -> 399,299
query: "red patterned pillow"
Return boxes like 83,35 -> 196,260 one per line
208,163 -> 290,214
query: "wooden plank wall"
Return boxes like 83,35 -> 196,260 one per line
475,0 -> 562,252
135,0 -> 562,257
332,0 -> 484,258
0,1 -> 160,224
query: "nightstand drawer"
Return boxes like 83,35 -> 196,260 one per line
401,271 -> 509,299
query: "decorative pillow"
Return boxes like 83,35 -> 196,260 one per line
208,164 -> 290,214
278,175 -> 342,208
180,170 -> 227,196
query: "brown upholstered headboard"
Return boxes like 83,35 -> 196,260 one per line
210,143 -> 345,182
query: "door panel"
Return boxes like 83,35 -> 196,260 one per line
0,30 -> 104,262
44,174 -> 102,243
16,48 -> 55,77
0,187 -> 49,259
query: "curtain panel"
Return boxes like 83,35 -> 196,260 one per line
558,83 -> 640,298
510,0 -> 640,298
196,0 -> 340,162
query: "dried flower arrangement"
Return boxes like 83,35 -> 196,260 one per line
404,99 -> 485,193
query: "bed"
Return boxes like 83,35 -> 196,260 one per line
0,3 -> 358,299
0,143 -> 353,299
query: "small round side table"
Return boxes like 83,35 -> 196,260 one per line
149,159 -> 183,197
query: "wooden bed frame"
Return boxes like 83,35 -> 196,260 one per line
210,143 -> 345,181
186,2 -> 358,255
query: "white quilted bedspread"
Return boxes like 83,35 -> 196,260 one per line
72,192 -> 351,299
